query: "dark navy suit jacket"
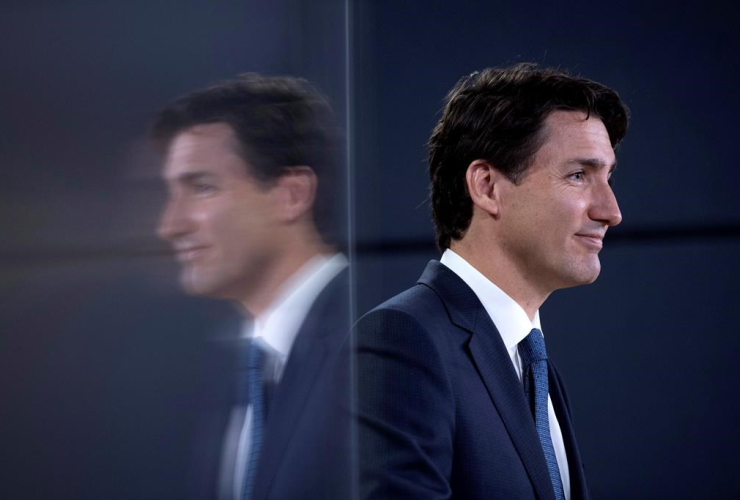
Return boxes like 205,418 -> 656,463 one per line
190,268 -> 353,500
355,261 -> 590,500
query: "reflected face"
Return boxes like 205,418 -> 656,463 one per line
497,111 -> 622,292
157,123 -> 279,300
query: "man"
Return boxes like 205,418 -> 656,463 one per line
355,63 -> 628,499
154,74 -> 352,500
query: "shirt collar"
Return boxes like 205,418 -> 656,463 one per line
439,249 -> 542,351
243,253 -> 347,365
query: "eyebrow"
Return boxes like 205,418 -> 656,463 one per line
569,157 -> 618,173
173,171 -> 218,184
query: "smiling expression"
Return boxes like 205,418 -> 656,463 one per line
157,123 -> 281,300
495,110 -> 622,294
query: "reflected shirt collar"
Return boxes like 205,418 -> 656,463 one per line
241,253 -> 347,377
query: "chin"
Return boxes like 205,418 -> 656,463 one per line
555,261 -> 602,289
180,277 -> 209,296
573,265 -> 602,286
180,269 -> 220,297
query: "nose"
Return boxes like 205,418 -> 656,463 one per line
590,180 -> 622,227
157,196 -> 192,241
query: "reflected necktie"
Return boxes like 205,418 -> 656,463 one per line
519,328 -> 565,500
241,340 -> 267,500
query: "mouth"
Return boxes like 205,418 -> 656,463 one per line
173,246 -> 210,263
574,233 -> 604,249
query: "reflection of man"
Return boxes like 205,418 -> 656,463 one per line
153,75 -> 351,500
356,64 -> 628,499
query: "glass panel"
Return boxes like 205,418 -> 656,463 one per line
0,2 -> 353,498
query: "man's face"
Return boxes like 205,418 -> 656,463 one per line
157,123 -> 280,300
496,110 -> 622,293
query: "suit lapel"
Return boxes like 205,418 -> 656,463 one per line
251,320 -> 328,499
419,261 -> 556,500
549,363 -> 590,500
250,269 -> 349,500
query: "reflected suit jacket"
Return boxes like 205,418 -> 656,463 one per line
191,269 -> 353,500
355,261 -> 590,500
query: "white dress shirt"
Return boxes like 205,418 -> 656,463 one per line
221,253 -> 348,500
440,249 -> 571,500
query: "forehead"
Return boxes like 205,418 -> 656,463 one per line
162,122 -> 248,179
536,110 -> 615,166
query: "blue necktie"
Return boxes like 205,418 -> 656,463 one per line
519,328 -> 565,500
241,340 -> 267,500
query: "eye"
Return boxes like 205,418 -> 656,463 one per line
192,182 -> 218,195
568,171 -> 585,181
180,173 -> 220,196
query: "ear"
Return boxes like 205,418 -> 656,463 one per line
465,160 -> 503,217
272,166 -> 318,223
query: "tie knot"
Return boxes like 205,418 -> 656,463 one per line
242,338 -> 283,387
519,328 -> 548,367
235,338 -> 268,371
247,339 -> 267,370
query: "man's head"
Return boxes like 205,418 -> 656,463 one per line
153,74 -> 339,304
429,63 -> 629,294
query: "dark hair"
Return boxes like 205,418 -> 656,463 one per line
429,62 -> 629,250
151,73 -> 341,243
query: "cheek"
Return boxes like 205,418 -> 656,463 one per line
217,205 -> 276,257
523,201 -> 557,238
519,201 -> 579,250
202,187 -> 278,251
547,196 -> 587,230
196,203 -> 248,249
218,216 -> 254,255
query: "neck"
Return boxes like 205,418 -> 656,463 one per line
450,239 -> 549,321
239,232 -> 331,318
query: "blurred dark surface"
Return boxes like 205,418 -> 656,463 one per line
1,1 -> 739,498
0,1 -> 347,499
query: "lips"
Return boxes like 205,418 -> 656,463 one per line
173,246 -> 209,263
575,233 -> 604,249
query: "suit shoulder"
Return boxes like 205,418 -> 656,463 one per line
355,283 -> 454,355
364,281 -> 447,322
